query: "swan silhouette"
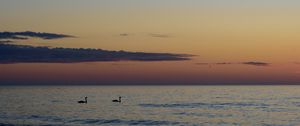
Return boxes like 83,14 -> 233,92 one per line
112,96 -> 121,103
78,96 -> 87,104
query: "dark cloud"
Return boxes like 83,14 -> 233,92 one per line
242,62 -> 270,66
196,61 -> 270,66
196,62 -> 234,65
0,31 -> 74,40
119,33 -> 129,36
0,44 -> 192,63
149,33 -> 170,38
215,62 -> 232,65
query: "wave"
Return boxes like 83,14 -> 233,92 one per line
174,112 -> 234,118
139,102 -> 269,109
1,114 -> 186,126
68,119 -> 184,125
0,123 -> 58,126
27,115 -> 63,122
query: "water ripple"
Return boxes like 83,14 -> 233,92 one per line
174,112 -> 234,118
68,118 -> 184,125
139,102 -> 269,109
1,116 -> 185,126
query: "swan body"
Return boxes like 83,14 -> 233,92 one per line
78,97 -> 87,104
112,97 -> 121,103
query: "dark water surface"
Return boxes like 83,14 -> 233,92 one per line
1,86 -> 300,126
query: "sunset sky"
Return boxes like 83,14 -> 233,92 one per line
1,0 -> 300,85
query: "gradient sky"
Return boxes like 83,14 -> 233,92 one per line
1,0 -> 300,85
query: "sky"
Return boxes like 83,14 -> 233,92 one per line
0,0 -> 300,85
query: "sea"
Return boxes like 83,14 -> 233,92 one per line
1,86 -> 300,126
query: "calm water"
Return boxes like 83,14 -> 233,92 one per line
1,86 -> 300,126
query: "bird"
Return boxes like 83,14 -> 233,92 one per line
78,96 -> 87,104
112,96 -> 121,103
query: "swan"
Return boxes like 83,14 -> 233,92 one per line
78,96 -> 87,103
112,96 -> 121,103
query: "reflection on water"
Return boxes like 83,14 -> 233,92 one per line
1,86 -> 300,126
